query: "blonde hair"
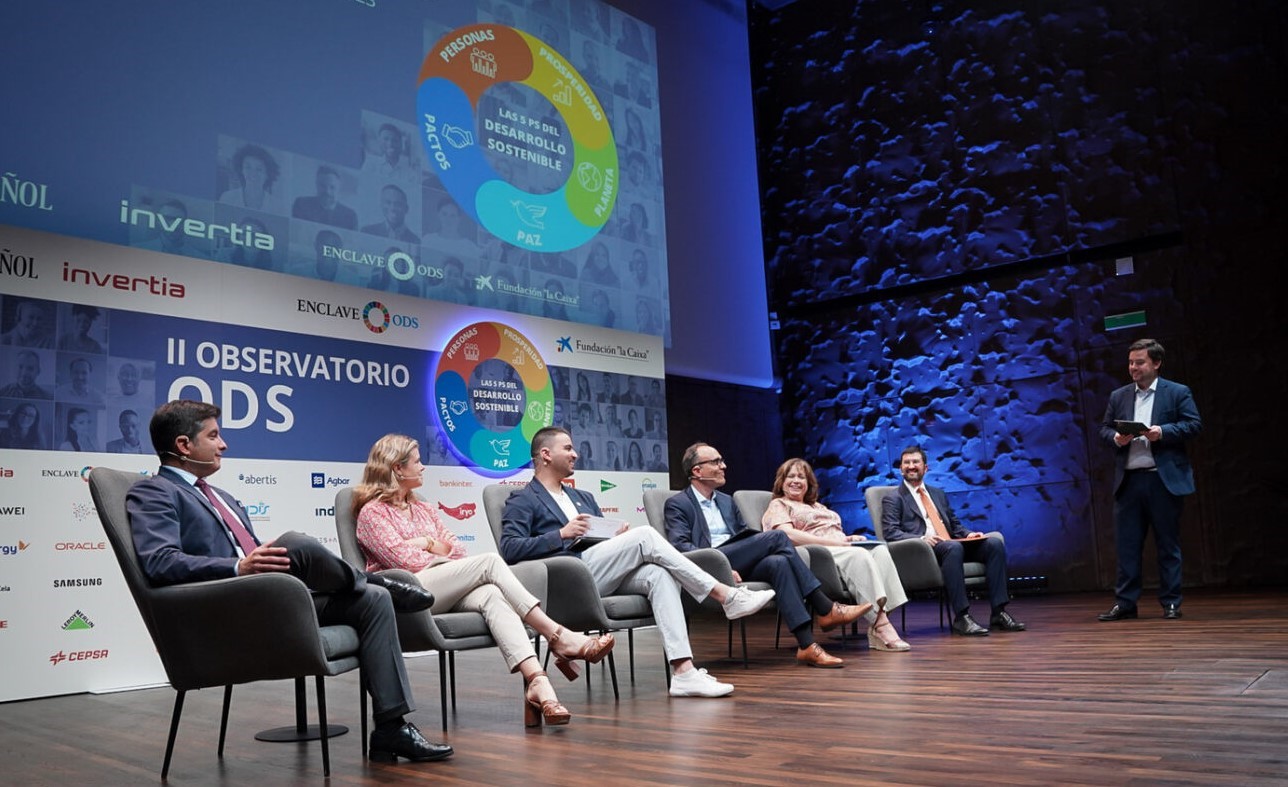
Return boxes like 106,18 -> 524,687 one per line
351,433 -> 420,518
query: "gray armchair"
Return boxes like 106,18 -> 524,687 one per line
640,488 -> 780,664
333,487 -> 545,730
88,467 -> 363,779
482,483 -> 645,695
865,485 -> 1004,630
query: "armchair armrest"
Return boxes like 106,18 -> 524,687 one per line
884,539 -> 945,592
149,573 -> 329,690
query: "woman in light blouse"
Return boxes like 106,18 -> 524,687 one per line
354,434 -> 613,727
763,458 -> 911,652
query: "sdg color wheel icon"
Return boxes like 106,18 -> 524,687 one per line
434,321 -> 554,475
418,23 -> 618,253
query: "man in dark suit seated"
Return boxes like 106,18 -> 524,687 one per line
882,446 -> 1026,637
664,442 -> 869,668
125,399 -> 451,763
499,427 -> 774,698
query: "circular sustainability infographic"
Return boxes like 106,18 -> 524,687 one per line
417,23 -> 618,253
433,321 -> 554,475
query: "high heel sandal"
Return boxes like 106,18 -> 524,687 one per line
867,619 -> 911,652
524,671 -> 571,727
549,626 -> 616,681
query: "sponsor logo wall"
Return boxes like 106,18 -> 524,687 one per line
0,226 -> 665,702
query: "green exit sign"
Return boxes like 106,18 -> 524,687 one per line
1104,311 -> 1147,331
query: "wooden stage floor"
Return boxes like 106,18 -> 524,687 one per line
2,589 -> 1286,786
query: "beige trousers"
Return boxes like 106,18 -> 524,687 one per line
826,544 -> 908,622
415,553 -> 539,672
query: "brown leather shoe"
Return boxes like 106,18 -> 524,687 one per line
796,643 -> 844,668
816,601 -> 873,632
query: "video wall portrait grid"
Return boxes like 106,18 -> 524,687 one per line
120,0 -> 668,344
0,295 -> 156,455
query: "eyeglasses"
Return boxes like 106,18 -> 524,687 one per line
694,457 -> 726,467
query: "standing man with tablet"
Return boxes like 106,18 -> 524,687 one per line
1098,338 -> 1202,622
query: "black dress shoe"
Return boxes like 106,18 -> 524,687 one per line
951,613 -> 989,636
1097,604 -> 1138,622
1162,604 -> 1182,620
368,722 -> 453,763
381,579 -> 435,613
989,610 -> 1026,632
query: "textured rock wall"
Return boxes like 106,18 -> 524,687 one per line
748,0 -> 1288,590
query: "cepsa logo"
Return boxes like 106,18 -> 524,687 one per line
361,300 -> 420,334
49,649 -> 110,666
437,501 -> 476,520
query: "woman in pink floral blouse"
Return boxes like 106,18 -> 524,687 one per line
354,433 -> 613,727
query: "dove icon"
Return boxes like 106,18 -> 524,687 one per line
511,199 -> 547,229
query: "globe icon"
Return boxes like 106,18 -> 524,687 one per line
576,161 -> 603,192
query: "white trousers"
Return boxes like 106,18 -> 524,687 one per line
582,528 -> 718,663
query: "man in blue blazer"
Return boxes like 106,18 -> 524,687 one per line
1097,338 -> 1202,621
882,446 -> 1025,636
664,442 -> 867,668
500,426 -> 773,698
126,400 -> 451,763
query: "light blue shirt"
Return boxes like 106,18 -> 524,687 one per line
691,486 -> 732,547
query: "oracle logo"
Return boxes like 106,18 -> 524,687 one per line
55,542 -> 106,551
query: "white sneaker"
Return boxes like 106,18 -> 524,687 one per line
721,586 -> 775,620
668,667 -> 734,698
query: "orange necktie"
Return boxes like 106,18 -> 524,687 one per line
917,486 -> 951,540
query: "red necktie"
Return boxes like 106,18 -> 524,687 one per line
917,487 -> 951,540
195,478 -> 259,556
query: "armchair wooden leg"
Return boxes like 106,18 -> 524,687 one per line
628,629 -> 636,683
218,685 -> 232,757
740,619 -> 748,668
316,675 -> 331,777
607,649 -> 620,699
449,651 -> 458,710
727,620 -> 734,658
359,670 -> 368,760
162,690 -> 185,780
438,651 -> 449,732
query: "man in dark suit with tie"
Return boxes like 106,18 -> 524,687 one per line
664,442 -> 867,668
882,446 -> 1025,636
1097,338 -> 1202,622
125,399 -> 451,763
